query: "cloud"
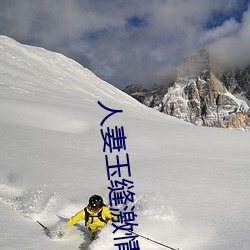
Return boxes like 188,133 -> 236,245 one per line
209,4 -> 250,69
0,0 -> 249,89
200,18 -> 240,45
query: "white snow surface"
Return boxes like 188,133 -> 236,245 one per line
0,35 -> 250,250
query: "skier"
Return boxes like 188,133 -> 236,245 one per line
66,194 -> 114,239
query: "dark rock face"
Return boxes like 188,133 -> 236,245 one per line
122,84 -> 147,103
123,49 -> 250,130
218,66 -> 250,99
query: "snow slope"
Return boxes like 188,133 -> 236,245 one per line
0,35 -> 250,250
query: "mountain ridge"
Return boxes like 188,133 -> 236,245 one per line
123,49 -> 250,130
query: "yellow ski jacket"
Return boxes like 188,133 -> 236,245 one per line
67,206 -> 114,233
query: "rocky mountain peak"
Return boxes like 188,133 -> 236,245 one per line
177,48 -> 210,78
123,49 -> 250,130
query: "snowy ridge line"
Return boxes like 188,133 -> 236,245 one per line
0,35 -> 144,111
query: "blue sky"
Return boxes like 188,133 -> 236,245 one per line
205,0 -> 249,28
0,0 -> 249,89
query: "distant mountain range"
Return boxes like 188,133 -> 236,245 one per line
123,49 -> 250,130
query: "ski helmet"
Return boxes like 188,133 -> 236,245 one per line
89,195 -> 104,211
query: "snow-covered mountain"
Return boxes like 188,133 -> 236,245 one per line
1,36 -> 250,250
124,49 -> 250,130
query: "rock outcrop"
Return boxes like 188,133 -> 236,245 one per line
123,49 -> 250,130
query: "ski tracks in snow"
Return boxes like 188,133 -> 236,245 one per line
0,181 -> 96,249
0,182 -> 23,207
0,180 -> 64,221
0,183 -> 214,250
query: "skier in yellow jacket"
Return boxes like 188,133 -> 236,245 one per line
67,194 -> 114,239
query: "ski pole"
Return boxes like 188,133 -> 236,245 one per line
127,230 -> 181,250
37,220 -> 48,230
